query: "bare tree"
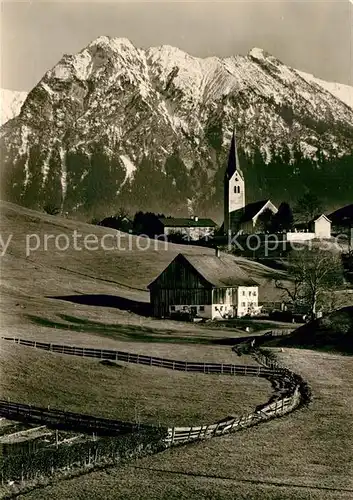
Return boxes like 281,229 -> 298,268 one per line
276,247 -> 344,320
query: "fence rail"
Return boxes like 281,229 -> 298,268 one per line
165,348 -> 302,446
0,400 -> 152,436
1,337 -> 284,377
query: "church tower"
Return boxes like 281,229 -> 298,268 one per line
224,130 -> 245,234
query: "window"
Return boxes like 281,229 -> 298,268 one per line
242,291 -> 246,296
241,302 -> 246,307
220,306 -> 223,311
171,306 -> 175,311
199,306 -> 205,312
253,291 -> 257,296
249,291 -> 252,296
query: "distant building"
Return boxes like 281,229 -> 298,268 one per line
328,204 -> 353,231
230,199 -> 278,234
147,250 -> 260,319
159,216 -> 217,241
311,214 -> 331,239
223,130 -> 277,235
328,204 -> 353,251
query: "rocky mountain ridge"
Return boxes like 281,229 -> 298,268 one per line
0,89 -> 28,126
1,36 -> 352,220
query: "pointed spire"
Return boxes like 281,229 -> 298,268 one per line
225,128 -> 243,180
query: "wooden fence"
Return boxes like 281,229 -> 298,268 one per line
164,349 -> 302,446
1,337 -> 284,377
0,400 -> 153,436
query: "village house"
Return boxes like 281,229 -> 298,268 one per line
148,250 -> 260,319
287,214 -> 332,241
159,216 -> 217,241
310,214 -> 332,238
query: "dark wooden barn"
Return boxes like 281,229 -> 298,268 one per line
147,251 -> 259,320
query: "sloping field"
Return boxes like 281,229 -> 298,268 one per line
0,201 -> 287,338
18,349 -> 353,500
0,341 -> 272,427
276,306 -> 353,354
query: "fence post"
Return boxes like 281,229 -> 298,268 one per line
214,422 -> 221,436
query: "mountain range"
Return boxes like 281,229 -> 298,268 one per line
1,36 -> 352,221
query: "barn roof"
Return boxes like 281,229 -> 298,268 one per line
159,217 -> 217,228
183,254 -> 258,287
148,253 -> 258,288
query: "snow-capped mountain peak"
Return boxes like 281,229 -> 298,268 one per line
0,89 -> 28,126
1,38 -> 352,218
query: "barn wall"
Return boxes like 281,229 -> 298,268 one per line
150,288 -> 213,318
150,256 -> 210,289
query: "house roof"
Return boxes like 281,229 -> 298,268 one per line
313,214 -> 331,223
148,253 -> 258,288
159,217 -> 217,228
328,204 -> 353,227
295,214 -> 332,229
230,200 -> 271,223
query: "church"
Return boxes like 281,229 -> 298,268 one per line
223,131 -> 278,235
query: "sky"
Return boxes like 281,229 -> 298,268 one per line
1,0 -> 352,91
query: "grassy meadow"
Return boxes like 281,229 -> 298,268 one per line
0,341 -> 271,427
1,202 -> 353,499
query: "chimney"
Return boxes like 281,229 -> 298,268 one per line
215,247 -> 220,258
194,216 -> 199,222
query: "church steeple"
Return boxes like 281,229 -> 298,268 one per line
224,129 -> 245,234
225,129 -> 243,181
